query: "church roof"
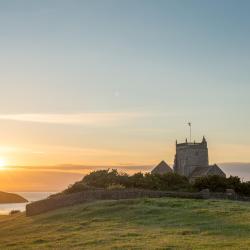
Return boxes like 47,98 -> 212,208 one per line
151,161 -> 173,175
189,166 -> 211,178
189,164 -> 226,179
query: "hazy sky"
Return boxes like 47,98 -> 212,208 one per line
0,0 -> 250,171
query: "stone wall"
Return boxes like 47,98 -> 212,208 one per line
26,189 -> 250,216
26,189 -> 205,216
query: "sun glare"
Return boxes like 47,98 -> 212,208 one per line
0,158 -> 7,170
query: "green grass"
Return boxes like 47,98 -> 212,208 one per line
0,198 -> 250,249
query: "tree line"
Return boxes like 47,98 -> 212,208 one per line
62,169 -> 250,197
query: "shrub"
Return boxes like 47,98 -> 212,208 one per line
193,175 -> 228,192
61,169 -> 250,197
156,173 -> 190,191
142,173 -> 190,191
129,172 -> 146,189
68,169 -> 190,192
227,176 -> 241,188
63,182 -> 93,194
236,181 -> 250,196
82,169 -> 121,188
107,184 -> 126,190
9,210 -> 21,215
193,175 -> 250,196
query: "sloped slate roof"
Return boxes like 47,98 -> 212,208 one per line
189,164 -> 226,179
208,164 -> 226,177
189,166 -> 211,178
151,161 -> 173,175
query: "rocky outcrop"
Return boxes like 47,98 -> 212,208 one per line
0,191 -> 28,204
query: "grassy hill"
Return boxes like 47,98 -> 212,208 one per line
0,197 -> 250,249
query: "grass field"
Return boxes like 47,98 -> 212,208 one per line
0,197 -> 250,249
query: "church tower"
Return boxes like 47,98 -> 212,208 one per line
173,137 -> 209,177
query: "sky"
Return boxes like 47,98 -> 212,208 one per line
0,0 -> 250,190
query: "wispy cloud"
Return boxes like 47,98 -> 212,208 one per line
8,164 -> 153,175
0,112 -> 149,125
11,164 -> 152,171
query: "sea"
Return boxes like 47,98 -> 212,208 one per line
0,192 -> 55,215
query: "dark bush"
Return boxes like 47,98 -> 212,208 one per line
63,182 -> 93,194
107,184 -> 126,190
129,172 -> 146,189
81,169 -> 121,188
142,173 -> 189,191
193,175 -> 250,196
64,169 -> 190,194
193,175 -> 228,192
227,176 -> 241,188
236,181 -> 250,196
62,169 -> 250,197
9,210 -> 21,215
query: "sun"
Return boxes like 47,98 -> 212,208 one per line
0,158 -> 7,170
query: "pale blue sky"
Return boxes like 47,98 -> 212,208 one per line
0,0 -> 249,168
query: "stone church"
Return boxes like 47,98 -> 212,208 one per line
152,137 -> 226,182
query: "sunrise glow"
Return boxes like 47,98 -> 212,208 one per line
0,158 -> 7,170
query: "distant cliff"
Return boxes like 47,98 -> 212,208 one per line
0,191 -> 28,204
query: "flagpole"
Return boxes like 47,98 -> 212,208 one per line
190,123 -> 191,142
188,122 -> 192,142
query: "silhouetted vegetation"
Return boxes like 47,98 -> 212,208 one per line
62,169 -> 250,197
63,182 -> 93,194
63,169 -> 190,194
193,175 -> 250,196
9,210 -> 21,215
107,184 -> 126,190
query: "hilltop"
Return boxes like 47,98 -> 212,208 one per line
0,191 -> 27,204
0,197 -> 250,249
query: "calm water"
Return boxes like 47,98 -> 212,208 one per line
0,192 -> 55,215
